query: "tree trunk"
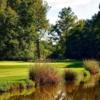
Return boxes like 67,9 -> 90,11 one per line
36,39 -> 40,59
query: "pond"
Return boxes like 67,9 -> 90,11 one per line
0,83 -> 100,100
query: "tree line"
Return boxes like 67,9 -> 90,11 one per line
50,7 -> 100,60
0,0 -> 100,60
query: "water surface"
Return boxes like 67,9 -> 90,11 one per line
0,84 -> 100,100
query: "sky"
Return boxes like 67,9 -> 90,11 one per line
45,0 -> 100,24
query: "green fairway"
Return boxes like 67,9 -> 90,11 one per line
0,61 -> 84,81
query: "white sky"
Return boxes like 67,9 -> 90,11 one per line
45,0 -> 100,24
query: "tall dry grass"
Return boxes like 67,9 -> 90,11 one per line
29,63 -> 61,86
83,59 -> 100,75
83,59 -> 100,88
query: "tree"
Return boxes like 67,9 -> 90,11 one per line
66,6 -> 100,59
0,2 -> 20,60
66,20 -> 86,59
50,7 -> 77,58
0,0 -> 49,60
32,0 -> 49,59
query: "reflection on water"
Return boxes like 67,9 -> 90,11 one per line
8,85 -> 62,100
0,88 -> 35,100
0,83 -> 100,100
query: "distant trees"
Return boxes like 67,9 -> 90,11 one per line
66,20 -> 86,59
0,0 -> 48,60
0,0 -> 100,60
50,7 -> 77,59
50,6 -> 100,60
67,8 -> 100,59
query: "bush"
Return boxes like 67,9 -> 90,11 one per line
29,63 -> 61,86
83,59 -> 100,75
64,70 -> 77,84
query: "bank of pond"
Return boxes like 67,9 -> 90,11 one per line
0,82 -> 100,100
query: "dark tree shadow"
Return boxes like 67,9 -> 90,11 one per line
66,62 -> 83,68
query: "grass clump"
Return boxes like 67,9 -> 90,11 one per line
83,59 -> 100,88
83,59 -> 100,75
64,70 -> 77,85
0,82 -> 11,93
29,63 -> 61,86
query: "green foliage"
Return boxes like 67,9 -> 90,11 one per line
0,0 -> 48,60
40,41 -> 53,59
0,80 -> 35,92
66,7 -> 100,59
66,20 -> 86,59
0,81 -> 11,92
49,7 -> 77,59
50,5 -> 100,60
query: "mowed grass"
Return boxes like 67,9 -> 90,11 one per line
0,61 -> 84,81
0,61 -> 89,92
0,62 -> 33,81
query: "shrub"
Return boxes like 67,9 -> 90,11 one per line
29,63 -> 61,86
64,70 -> 77,84
83,59 -> 100,75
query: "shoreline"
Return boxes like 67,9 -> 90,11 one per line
0,79 -> 35,93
